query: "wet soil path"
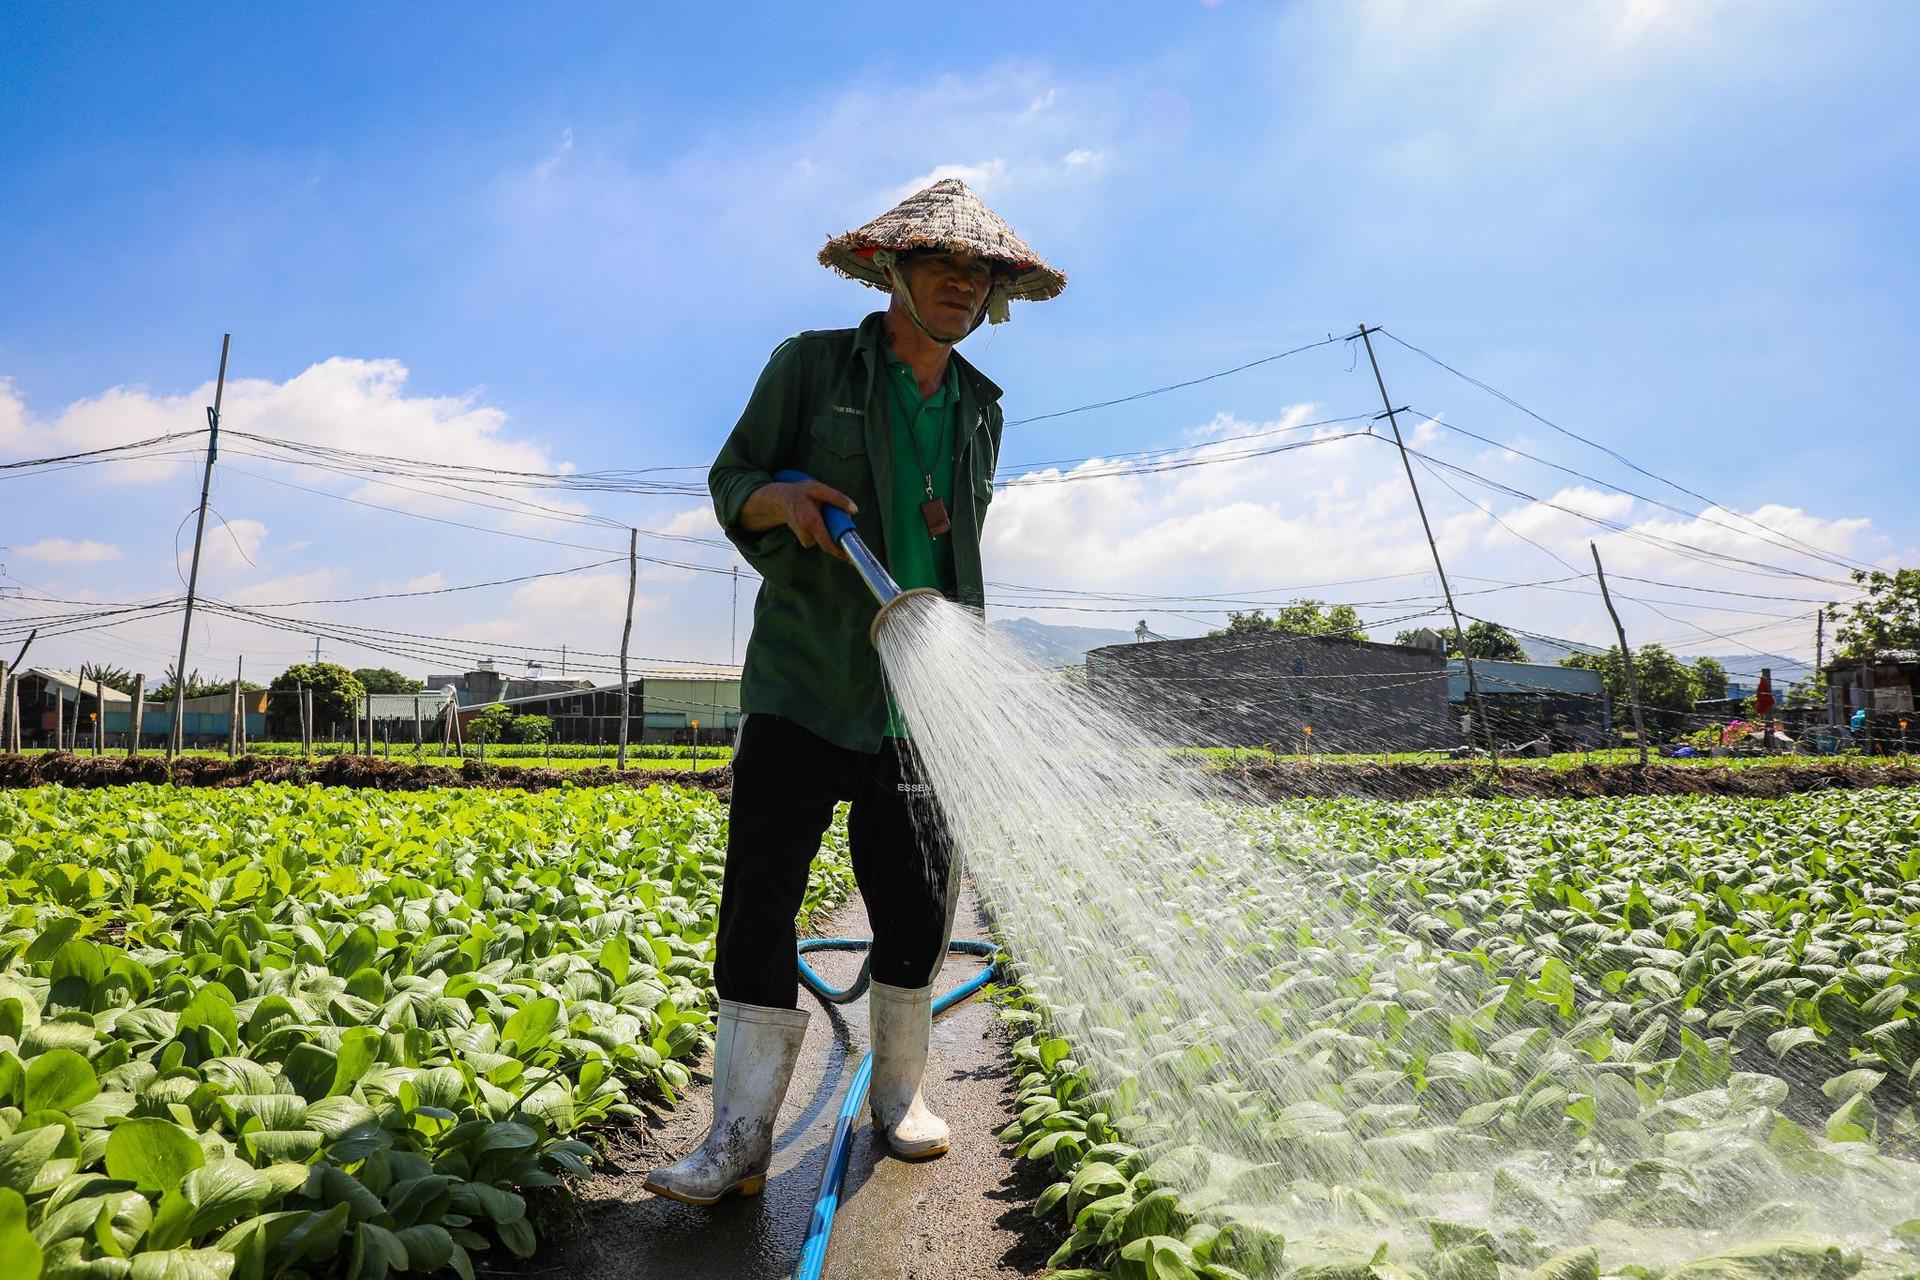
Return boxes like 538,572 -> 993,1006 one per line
541,884 -> 1059,1279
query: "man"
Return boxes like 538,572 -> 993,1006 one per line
645,179 -> 1064,1205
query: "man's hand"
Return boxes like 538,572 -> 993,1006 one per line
738,479 -> 858,563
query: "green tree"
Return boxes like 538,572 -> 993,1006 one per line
76,663 -> 140,696
509,713 -> 554,744
1692,656 -> 1729,701
269,663 -> 365,733
1832,568 -> 1920,656
1392,622 -> 1528,661
1561,643 -> 1702,741
467,704 -> 515,745
1210,599 -> 1366,640
352,667 -> 425,695
150,669 -> 267,702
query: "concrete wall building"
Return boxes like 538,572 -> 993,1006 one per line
1448,658 -> 1607,750
456,669 -> 742,745
1086,632 -> 1452,752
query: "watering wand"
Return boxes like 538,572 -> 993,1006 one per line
772,469 -> 942,643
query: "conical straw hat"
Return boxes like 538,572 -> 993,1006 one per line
819,178 -> 1066,303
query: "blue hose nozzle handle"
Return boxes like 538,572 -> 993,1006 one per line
772,469 -> 856,544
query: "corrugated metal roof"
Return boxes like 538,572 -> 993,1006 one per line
1448,658 -> 1603,701
25,669 -> 133,706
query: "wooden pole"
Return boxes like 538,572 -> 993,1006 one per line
1589,542 -> 1649,768
4,629 -> 35,753
128,675 -> 145,757
413,695 -> 423,752
1356,325 -> 1499,768
300,684 -> 312,758
1815,611 -> 1828,726
92,674 -> 104,755
618,527 -> 637,770
169,333 -> 230,760
1863,648 -> 1877,756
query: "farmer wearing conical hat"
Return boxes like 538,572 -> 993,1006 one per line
646,179 -> 1063,1205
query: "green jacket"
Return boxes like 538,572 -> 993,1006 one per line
709,311 -> 1003,753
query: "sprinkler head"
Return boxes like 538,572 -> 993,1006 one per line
870,587 -> 945,647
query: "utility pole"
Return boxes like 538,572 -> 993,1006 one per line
1589,542 -> 1649,768
731,565 -> 740,666
1356,325 -> 1499,768
169,333 -> 230,760
560,644 -> 567,678
313,637 -> 321,665
618,528 -> 637,770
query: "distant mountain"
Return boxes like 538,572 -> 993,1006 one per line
991,618 -> 1137,667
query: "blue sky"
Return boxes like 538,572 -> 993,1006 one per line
3,2 -> 1916,683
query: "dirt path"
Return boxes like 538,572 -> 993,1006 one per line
541,884 -> 1060,1280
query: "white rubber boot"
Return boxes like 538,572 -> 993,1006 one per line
868,979 -> 949,1159
643,999 -> 809,1204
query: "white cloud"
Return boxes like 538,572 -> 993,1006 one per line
189,517 -> 269,576
0,358 -> 572,494
404,571 -> 446,591
15,537 -> 121,564
464,572 -> 664,649
985,405 -> 1876,659
894,159 -> 1009,199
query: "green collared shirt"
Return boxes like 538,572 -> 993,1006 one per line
709,311 -> 1003,754
881,353 -> 960,737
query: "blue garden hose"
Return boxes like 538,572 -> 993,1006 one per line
792,937 -> 1000,1280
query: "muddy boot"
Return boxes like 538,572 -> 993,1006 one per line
643,1000 -> 809,1204
868,979 -> 949,1159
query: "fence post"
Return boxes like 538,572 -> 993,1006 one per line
129,676 -> 145,756
618,528 -> 637,770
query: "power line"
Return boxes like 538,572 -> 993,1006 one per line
1003,333 -> 1349,427
1377,329 -> 1866,575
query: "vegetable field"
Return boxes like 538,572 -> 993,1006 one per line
0,783 -> 851,1280
1004,791 -> 1920,1280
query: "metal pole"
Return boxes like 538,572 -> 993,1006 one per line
618,528 -> 637,770
235,656 -> 246,753
1589,542 -> 1649,767
1356,325 -> 1499,768
169,333 -> 229,760
731,565 -> 739,666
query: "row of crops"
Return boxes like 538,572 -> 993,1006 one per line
1002,791 -> 1920,1280
240,743 -> 731,762
0,783 -> 851,1280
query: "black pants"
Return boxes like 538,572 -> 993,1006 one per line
714,713 -> 958,1009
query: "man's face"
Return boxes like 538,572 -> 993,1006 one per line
898,250 -> 995,342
